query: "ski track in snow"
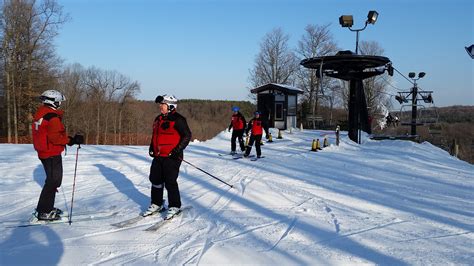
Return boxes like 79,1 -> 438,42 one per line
264,216 -> 299,251
1,130 -> 473,265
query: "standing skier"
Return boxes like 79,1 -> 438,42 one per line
228,106 -> 246,155
244,111 -> 269,158
145,94 -> 192,219
32,90 -> 83,221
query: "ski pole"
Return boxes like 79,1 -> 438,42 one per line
180,158 -> 234,188
68,144 -> 81,225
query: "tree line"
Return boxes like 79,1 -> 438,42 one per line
1,0 -> 68,143
0,0 -> 256,145
1,0 -> 392,144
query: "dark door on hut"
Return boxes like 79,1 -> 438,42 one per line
257,94 -> 274,128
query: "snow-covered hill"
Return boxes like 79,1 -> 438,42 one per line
1,129 -> 473,265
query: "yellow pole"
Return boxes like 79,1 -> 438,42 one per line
311,139 -> 317,152
316,139 -> 322,150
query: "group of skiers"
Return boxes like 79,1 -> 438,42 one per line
31,90 -> 268,223
228,106 -> 269,158
32,90 -> 191,222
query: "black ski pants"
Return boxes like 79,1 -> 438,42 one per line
149,157 -> 182,208
36,155 -> 63,213
231,129 -> 245,152
245,134 -> 263,157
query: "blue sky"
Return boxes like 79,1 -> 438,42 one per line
55,0 -> 473,107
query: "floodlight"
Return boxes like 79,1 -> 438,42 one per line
339,15 -> 353,27
466,45 -> 474,59
408,72 -> 416,78
367,11 -> 378,24
418,72 -> 426,78
339,11 -> 378,54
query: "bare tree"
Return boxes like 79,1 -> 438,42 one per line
248,28 -> 299,99
82,66 -> 107,144
59,63 -> 85,133
58,64 -> 141,145
115,80 -> 139,144
295,24 -> 338,128
359,41 -> 392,118
1,0 -> 67,143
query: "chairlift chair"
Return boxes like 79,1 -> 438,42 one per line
398,104 -> 426,126
418,105 -> 439,124
398,103 -> 440,126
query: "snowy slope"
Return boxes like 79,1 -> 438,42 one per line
1,129 -> 473,265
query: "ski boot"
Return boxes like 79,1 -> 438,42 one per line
142,203 -> 164,217
165,207 -> 181,220
36,209 -> 61,221
53,207 -> 64,215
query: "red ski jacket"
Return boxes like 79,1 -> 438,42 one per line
150,111 -> 192,158
32,105 -> 69,159
246,117 -> 269,136
229,113 -> 246,131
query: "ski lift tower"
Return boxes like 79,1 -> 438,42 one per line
301,10 -> 392,143
395,72 -> 435,136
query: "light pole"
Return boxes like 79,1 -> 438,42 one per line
408,72 -> 425,136
339,10 -> 378,54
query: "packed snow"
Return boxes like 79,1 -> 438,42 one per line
1,129 -> 473,265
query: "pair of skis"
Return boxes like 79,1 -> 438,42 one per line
233,154 -> 265,161
111,206 -> 192,231
219,153 -> 265,161
4,211 -> 119,228
6,206 -> 190,232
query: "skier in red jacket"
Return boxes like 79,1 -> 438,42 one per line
244,111 -> 269,158
32,90 -> 83,221
145,94 -> 192,219
228,106 -> 247,154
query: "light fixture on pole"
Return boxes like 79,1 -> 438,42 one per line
465,44 -> 474,59
408,72 -> 426,136
339,10 -> 379,54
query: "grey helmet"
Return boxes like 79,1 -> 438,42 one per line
155,94 -> 178,111
40,90 -> 66,109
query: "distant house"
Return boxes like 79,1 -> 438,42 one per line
250,83 -> 303,130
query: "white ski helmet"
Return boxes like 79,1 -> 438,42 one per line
155,94 -> 178,111
40,90 -> 66,109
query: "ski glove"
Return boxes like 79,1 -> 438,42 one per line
168,148 -> 180,159
67,134 -> 84,146
74,134 -> 84,145
149,145 -> 154,157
